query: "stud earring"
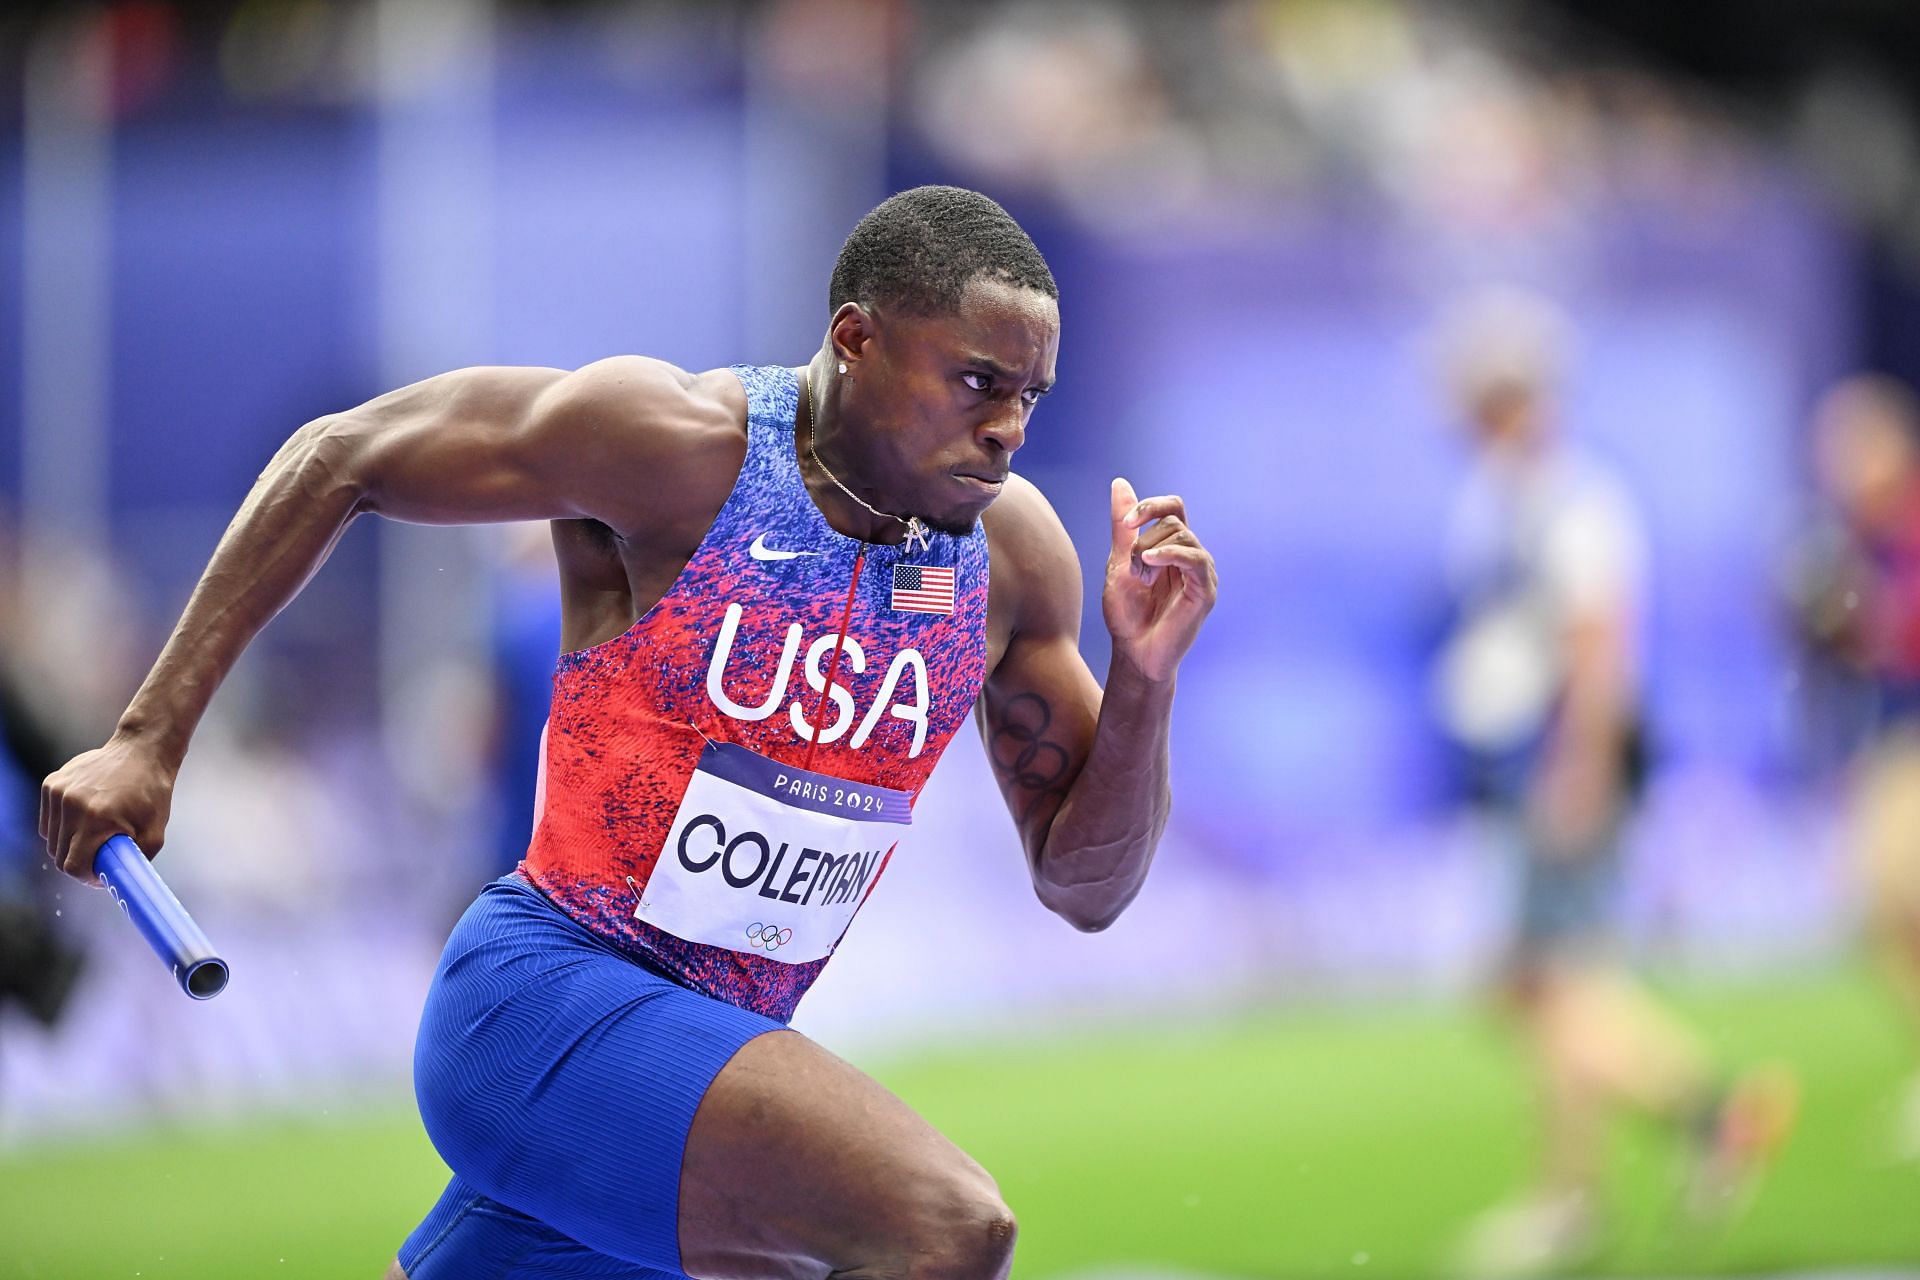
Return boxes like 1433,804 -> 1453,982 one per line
837,361 -> 848,375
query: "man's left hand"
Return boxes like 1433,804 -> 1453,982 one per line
1104,478 -> 1218,683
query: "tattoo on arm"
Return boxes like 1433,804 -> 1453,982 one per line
987,692 -> 1073,829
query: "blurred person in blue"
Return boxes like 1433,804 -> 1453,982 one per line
1803,374 -> 1920,1160
36,186 -> 1218,1280
0,508 -> 87,1030
484,522 -> 566,882
0,665 -> 87,1031
1431,290 -> 1794,1273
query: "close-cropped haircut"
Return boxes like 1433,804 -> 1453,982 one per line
828,185 -> 1058,318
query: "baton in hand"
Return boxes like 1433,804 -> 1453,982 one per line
93,834 -> 230,1000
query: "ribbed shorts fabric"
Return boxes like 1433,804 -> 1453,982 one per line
398,872 -> 783,1279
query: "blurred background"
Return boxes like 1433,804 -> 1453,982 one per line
4,0 -> 1920,1276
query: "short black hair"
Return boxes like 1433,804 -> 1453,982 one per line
828,185 -> 1058,318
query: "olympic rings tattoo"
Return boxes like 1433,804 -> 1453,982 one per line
988,692 -> 1071,823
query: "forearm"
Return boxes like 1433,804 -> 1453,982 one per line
115,418 -> 366,767
1031,654 -> 1174,931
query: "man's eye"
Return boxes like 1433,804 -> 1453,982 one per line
1021,388 -> 1042,406
961,372 -> 991,392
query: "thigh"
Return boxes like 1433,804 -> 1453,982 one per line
1856,738 -> 1920,918
677,1029 -> 1008,1280
399,1173 -> 676,1280
413,877 -> 785,1274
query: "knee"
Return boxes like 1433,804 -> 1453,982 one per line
900,1186 -> 1017,1280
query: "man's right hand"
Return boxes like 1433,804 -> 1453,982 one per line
39,735 -> 177,884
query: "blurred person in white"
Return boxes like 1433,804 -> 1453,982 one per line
1431,289 -> 1794,1273
1805,374 -> 1920,1159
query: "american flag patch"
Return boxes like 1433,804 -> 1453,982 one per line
891,563 -> 956,615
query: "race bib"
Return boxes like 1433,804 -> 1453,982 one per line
633,740 -> 912,964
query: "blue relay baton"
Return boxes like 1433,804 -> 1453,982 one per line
93,834 -> 229,1000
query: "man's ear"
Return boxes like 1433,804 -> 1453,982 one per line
828,302 -> 880,371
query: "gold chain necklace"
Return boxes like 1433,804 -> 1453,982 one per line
805,363 -> 931,554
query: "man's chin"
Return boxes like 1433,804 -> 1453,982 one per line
924,509 -> 982,537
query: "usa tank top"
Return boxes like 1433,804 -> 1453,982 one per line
520,364 -> 992,1021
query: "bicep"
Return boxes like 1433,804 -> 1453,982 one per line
345,357 -> 681,528
339,366 -> 569,523
1560,604 -> 1633,710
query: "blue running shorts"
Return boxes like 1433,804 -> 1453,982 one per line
398,873 -> 783,1279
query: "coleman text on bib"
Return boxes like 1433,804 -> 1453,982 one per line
633,740 -> 913,964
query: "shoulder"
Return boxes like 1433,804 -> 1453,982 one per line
1537,454 -> 1647,602
533,357 -> 749,537
982,473 -> 1083,634
1547,449 -> 1634,506
982,473 -> 1070,554
535,356 -> 746,443
1544,453 -> 1643,545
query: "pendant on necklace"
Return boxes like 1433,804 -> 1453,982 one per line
902,517 -> 932,555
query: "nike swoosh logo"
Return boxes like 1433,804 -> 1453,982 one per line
749,533 -> 821,562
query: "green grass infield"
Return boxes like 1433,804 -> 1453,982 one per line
2,966 -> 1917,1279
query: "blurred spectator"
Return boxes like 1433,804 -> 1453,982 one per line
0,519 -> 88,1032
485,523 -> 564,881
1802,374 -> 1920,1159
907,0 -> 1748,247
1429,289 -> 1791,1271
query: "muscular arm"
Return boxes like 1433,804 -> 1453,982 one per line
40,357 -> 734,877
979,478 -> 1213,931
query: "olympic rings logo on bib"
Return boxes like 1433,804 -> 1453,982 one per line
746,922 -> 794,951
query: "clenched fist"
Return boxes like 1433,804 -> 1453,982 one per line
40,734 -> 176,883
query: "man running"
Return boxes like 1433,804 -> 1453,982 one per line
37,185 -> 1217,1279
1432,290 -> 1791,1272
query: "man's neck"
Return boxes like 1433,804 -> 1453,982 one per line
796,358 -> 908,546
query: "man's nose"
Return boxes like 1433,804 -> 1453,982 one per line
979,403 -> 1026,455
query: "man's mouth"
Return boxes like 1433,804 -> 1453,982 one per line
953,470 -> 1008,494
